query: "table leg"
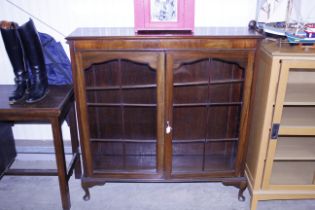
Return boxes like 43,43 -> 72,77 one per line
69,103 -> 82,179
51,118 -> 71,210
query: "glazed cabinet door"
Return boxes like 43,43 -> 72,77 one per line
74,51 -> 165,179
165,51 -> 254,179
263,60 -> 315,190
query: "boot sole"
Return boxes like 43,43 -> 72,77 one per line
25,89 -> 49,104
9,94 -> 27,105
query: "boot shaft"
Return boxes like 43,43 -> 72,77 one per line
17,19 -> 48,103
17,19 -> 47,83
0,21 -> 27,75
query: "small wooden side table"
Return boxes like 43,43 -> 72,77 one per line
0,85 -> 81,210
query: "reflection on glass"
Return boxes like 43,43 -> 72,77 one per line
151,0 -> 178,22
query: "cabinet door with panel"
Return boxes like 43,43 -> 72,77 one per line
263,60 -> 315,189
165,51 -> 253,181
74,51 -> 165,180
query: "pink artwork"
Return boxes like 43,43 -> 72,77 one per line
134,0 -> 195,32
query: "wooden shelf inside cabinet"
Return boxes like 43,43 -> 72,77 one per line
173,79 -> 245,87
279,127 -> 315,136
172,138 -> 239,143
86,84 -> 157,90
173,102 -> 242,107
87,103 -> 157,107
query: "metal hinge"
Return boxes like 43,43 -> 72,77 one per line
271,123 -> 280,139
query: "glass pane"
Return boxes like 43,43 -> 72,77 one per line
204,141 -> 237,171
150,0 -> 178,22
172,58 -> 244,173
271,68 -> 315,185
173,86 -> 208,104
270,161 -> 315,185
285,69 -> 315,105
92,142 -> 156,171
123,89 -> 156,104
86,90 -> 120,103
209,83 -> 243,103
86,89 -> 156,104
124,107 -> 156,140
173,83 -> 243,104
173,59 -> 209,84
172,142 -> 204,172
275,137 -> 315,160
121,60 -> 156,86
207,106 -> 241,139
85,59 -> 157,172
209,58 -> 244,82
173,107 -> 206,141
88,107 -> 123,139
281,107 -> 315,127
85,60 -> 120,87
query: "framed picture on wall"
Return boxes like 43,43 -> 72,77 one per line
134,0 -> 195,32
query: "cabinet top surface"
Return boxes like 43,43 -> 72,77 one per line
262,40 -> 315,56
67,27 -> 262,40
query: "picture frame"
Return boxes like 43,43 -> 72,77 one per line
134,0 -> 195,32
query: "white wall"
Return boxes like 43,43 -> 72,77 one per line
0,0 -> 257,140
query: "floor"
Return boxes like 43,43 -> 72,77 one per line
0,144 -> 314,210
0,173 -> 315,210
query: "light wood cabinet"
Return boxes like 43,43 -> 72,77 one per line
67,27 -> 262,201
246,40 -> 315,210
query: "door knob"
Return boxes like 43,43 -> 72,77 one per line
166,121 -> 172,134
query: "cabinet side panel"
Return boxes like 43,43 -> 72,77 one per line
246,48 -> 279,190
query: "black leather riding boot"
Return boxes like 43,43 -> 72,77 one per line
0,21 -> 30,104
18,19 -> 48,103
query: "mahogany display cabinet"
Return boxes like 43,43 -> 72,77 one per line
67,27 -> 262,201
